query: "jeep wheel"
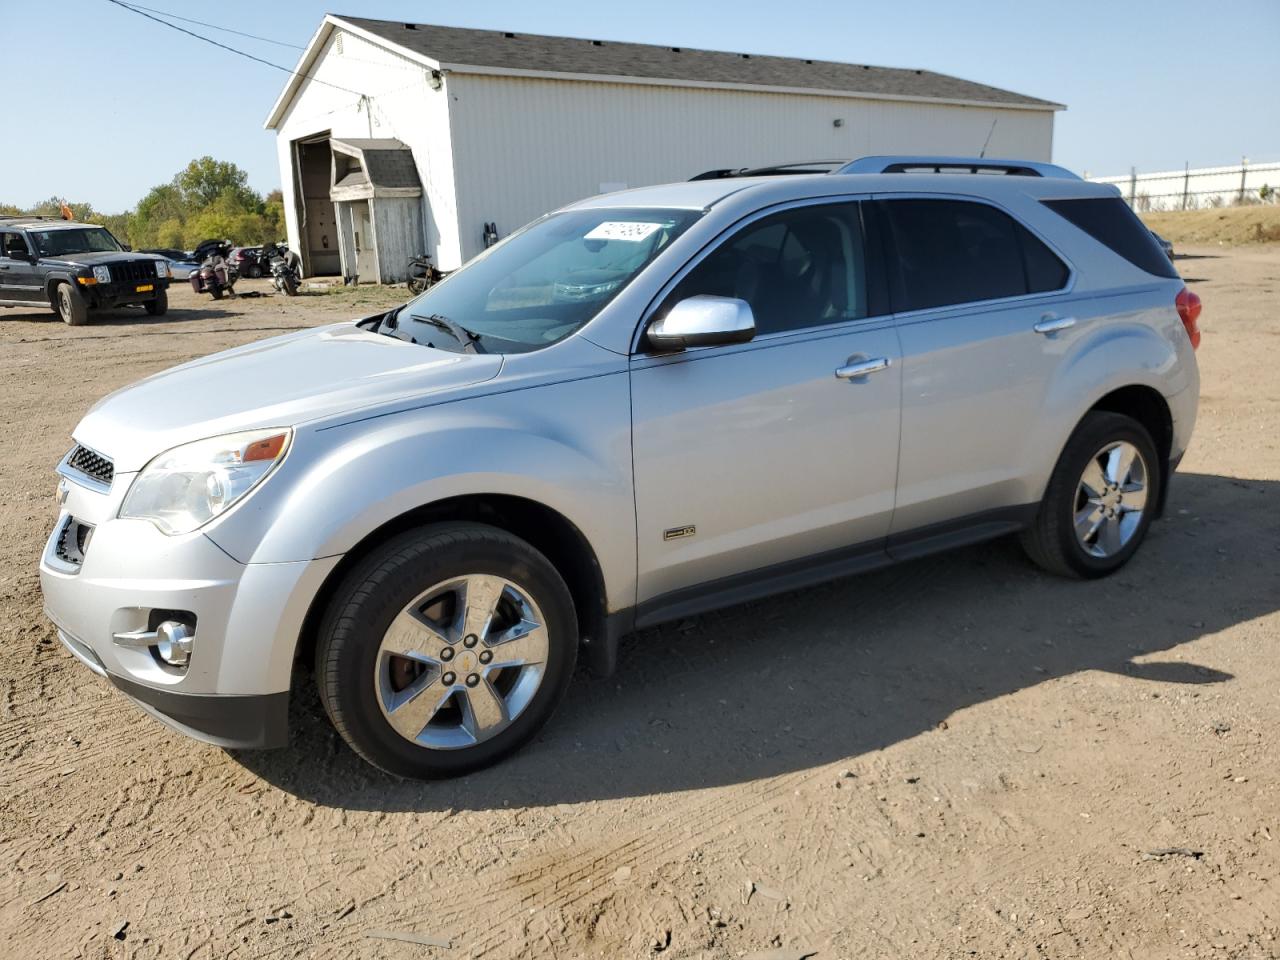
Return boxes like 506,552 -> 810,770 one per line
316,523 -> 578,778
54,282 -> 89,326
144,289 -> 168,316
1021,411 -> 1161,578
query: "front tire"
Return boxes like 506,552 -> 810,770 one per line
316,523 -> 578,778
1021,411 -> 1161,578
54,282 -> 89,326
144,289 -> 168,316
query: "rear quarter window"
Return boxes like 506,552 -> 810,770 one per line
875,199 -> 1070,312
1042,197 -> 1178,279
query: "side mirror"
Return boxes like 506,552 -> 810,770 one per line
121,244 -> 132,252
4,248 -> 32,261
646,295 -> 756,351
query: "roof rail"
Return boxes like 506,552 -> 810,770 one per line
690,160 -> 848,181
0,214 -> 63,222
836,156 -> 1081,180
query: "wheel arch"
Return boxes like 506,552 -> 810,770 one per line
45,273 -> 79,302
1086,383 -> 1175,515
293,493 -> 611,687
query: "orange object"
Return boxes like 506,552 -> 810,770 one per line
242,433 -> 288,462
59,202 -> 74,221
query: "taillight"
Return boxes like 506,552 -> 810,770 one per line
1176,286 -> 1201,350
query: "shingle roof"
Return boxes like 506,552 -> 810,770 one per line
336,16 -> 1062,110
330,138 -> 422,189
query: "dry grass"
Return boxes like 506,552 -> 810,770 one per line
1142,204 -> 1280,245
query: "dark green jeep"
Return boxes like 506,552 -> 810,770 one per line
0,217 -> 171,325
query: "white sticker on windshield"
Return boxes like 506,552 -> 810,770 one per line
584,221 -> 664,242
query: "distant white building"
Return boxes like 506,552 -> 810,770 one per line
265,15 -> 1064,281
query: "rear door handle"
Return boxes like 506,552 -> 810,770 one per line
835,356 -> 891,380
1033,315 -> 1076,335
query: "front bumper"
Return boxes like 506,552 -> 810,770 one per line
39,471 -> 339,748
53,625 -> 288,748
88,277 -> 169,308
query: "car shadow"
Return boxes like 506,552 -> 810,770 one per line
2,306 -> 243,325
232,471 -> 1277,810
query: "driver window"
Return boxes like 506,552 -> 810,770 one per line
668,202 -> 868,336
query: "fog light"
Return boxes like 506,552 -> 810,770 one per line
113,619 -> 195,667
155,621 -> 194,666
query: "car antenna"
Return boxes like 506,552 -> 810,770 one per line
979,119 -> 998,158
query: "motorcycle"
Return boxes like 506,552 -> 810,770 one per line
406,252 -> 449,295
263,241 -> 301,297
189,240 -> 237,300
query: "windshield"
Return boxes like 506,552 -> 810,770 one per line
31,227 -> 123,257
395,207 -> 701,353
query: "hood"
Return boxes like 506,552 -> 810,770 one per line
40,251 -> 165,269
74,322 -> 503,471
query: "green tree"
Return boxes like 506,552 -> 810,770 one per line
8,157 -> 281,252
174,156 -> 257,210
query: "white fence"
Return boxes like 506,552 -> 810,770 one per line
1088,160 -> 1280,211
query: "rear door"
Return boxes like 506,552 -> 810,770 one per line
630,199 -> 902,608
0,231 -> 42,303
871,196 -> 1075,547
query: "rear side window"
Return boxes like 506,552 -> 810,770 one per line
876,199 -> 1069,312
1042,197 -> 1178,279
1,232 -> 30,258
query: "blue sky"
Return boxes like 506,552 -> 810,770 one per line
3,0 -> 1277,211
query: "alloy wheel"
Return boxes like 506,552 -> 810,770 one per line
374,574 -> 549,750
1073,441 -> 1148,558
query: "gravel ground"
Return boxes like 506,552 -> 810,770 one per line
1,252 -> 1278,959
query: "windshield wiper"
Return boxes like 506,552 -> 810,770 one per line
417,313 -> 486,354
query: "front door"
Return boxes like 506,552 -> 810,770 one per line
630,200 -> 902,609
353,202 -> 376,280
871,196 -> 1076,541
0,232 -> 41,304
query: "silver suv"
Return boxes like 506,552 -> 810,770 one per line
40,157 -> 1202,778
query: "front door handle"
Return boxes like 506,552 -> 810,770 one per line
1033,315 -> 1077,335
835,356 -> 891,380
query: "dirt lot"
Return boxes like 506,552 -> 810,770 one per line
1143,206 -> 1280,246
2,253 -> 1278,959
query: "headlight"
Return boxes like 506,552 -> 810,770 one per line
155,260 -> 170,278
93,265 -> 111,283
120,428 -> 292,535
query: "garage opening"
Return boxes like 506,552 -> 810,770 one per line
292,133 -> 340,277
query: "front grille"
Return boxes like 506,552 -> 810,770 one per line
67,444 -> 114,486
110,260 -> 160,284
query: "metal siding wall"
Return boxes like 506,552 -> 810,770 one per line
447,75 -> 1054,260
274,29 -> 460,268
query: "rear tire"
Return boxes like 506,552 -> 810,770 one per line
316,523 -> 578,779
210,285 -> 224,301
282,275 -> 298,297
1021,411 -> 1161,578
54,282 -> 88,326
144,289 -> 168,316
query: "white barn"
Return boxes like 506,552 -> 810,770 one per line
265,15 -> 1064,281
